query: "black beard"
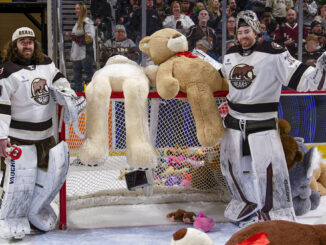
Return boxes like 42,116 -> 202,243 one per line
16,53 -> 32,66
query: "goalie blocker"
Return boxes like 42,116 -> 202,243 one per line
0,142 -> 69,239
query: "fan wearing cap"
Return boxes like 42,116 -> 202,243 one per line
220,10 -> 326,227
0,27 -> 83,239
102,24 -> 139,63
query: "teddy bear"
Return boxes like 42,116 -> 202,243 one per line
79,55 -> 157,168
139,28 -> 228,147
226,220 -> 326,245
310,159 -> 326,196
278,118 -> 303,170
166,209 -> 197,224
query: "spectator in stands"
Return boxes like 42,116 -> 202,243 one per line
274,8 -> 308,58
294,0 -> 318,29
190,2 -> 206,24
90,0 -> 114,40
186,9 -> 218,55
116,0 -> 132,24
226,16 -> 237,40
258,23 -> 271,42
118,0 -> 140,28
103,25 -> 139,63
260,11 -> 277,37
66,2 -> 95,92
250,0 -> 266,19
311,21 -> 323,37
128,0 -> 162,41
302,34 -> 325,66
265,0 -> 293,25
180,0 -> 193,16
163,1 -> 194,35
155,0 -> 170,22
227,0 -> 239,18
314,4 -> 326,30
207,0 -> 222,31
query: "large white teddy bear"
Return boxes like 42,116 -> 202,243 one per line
79,55 -> 157,168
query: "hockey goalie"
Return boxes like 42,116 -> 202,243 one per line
220,10 -> 326,227
0,27 -> 85,239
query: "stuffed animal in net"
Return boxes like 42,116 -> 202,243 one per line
139,28 -> 228,147
225,220 -> 326,245
170,228 -> 215,245
289,137 -> 321,216
79,55 -> 157,168
166,209 -> 197,224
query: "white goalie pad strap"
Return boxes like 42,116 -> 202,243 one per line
28,141 -> 69,231
248,130 -> 295,221
220,129 -> 259,221
0,145 -> 37,239
49,85 -> 86,124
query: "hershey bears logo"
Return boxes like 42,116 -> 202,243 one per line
229,64 -> 256,89
31,78 -> 49,105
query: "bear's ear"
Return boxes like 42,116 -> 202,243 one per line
139,36 -> 151,54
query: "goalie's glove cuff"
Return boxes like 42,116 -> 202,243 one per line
50,86 -> 86,124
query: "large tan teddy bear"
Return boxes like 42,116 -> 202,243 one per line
79,55 -> 157,168
139,28 -> 228,147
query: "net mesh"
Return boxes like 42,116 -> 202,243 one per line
63,97 -> 231,210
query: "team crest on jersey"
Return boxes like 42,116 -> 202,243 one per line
271,42 -> 282,49
31,78 -> 49,105
229,64 -> 256,89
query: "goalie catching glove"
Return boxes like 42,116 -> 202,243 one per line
50,86 -> 86,124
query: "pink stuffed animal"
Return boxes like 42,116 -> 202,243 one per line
193,211 -> 215,232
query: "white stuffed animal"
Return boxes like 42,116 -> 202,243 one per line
171,228 -> 215,245
79,55 -> 158,168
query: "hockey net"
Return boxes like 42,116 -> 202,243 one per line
59,91 -> 230,227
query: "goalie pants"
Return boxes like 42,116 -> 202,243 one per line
220,115 -> 295,222
0,136 -> 56,175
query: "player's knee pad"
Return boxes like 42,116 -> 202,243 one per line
28,141 -> 69,231
0,145 -> 37,239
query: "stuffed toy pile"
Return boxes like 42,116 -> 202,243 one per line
311,157 -> 326,196
278,118 -> 321,215
139,28 -> 228,147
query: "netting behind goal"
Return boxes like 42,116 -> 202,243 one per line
59,92 -> 230,223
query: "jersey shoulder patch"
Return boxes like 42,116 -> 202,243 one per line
0,62 -> 23,79
255,41 -> 287,54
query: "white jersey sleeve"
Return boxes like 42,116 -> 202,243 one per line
279,50 -> 326,92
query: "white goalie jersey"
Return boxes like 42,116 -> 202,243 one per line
222,41 -> 326,120
0,56 -> 73,140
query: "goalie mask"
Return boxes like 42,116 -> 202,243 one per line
236,10 -> 260,34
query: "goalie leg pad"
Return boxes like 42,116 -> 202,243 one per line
220,129 -> 259,221
248,130 -> 296,222
28,141 -> 69,231
0,145 -> 37,239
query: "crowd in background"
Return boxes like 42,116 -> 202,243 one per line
66,0 -> 326,91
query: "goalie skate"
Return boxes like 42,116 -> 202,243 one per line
237,212 -> 260,228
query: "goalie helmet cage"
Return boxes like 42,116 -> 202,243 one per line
58,91 -> 230,229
